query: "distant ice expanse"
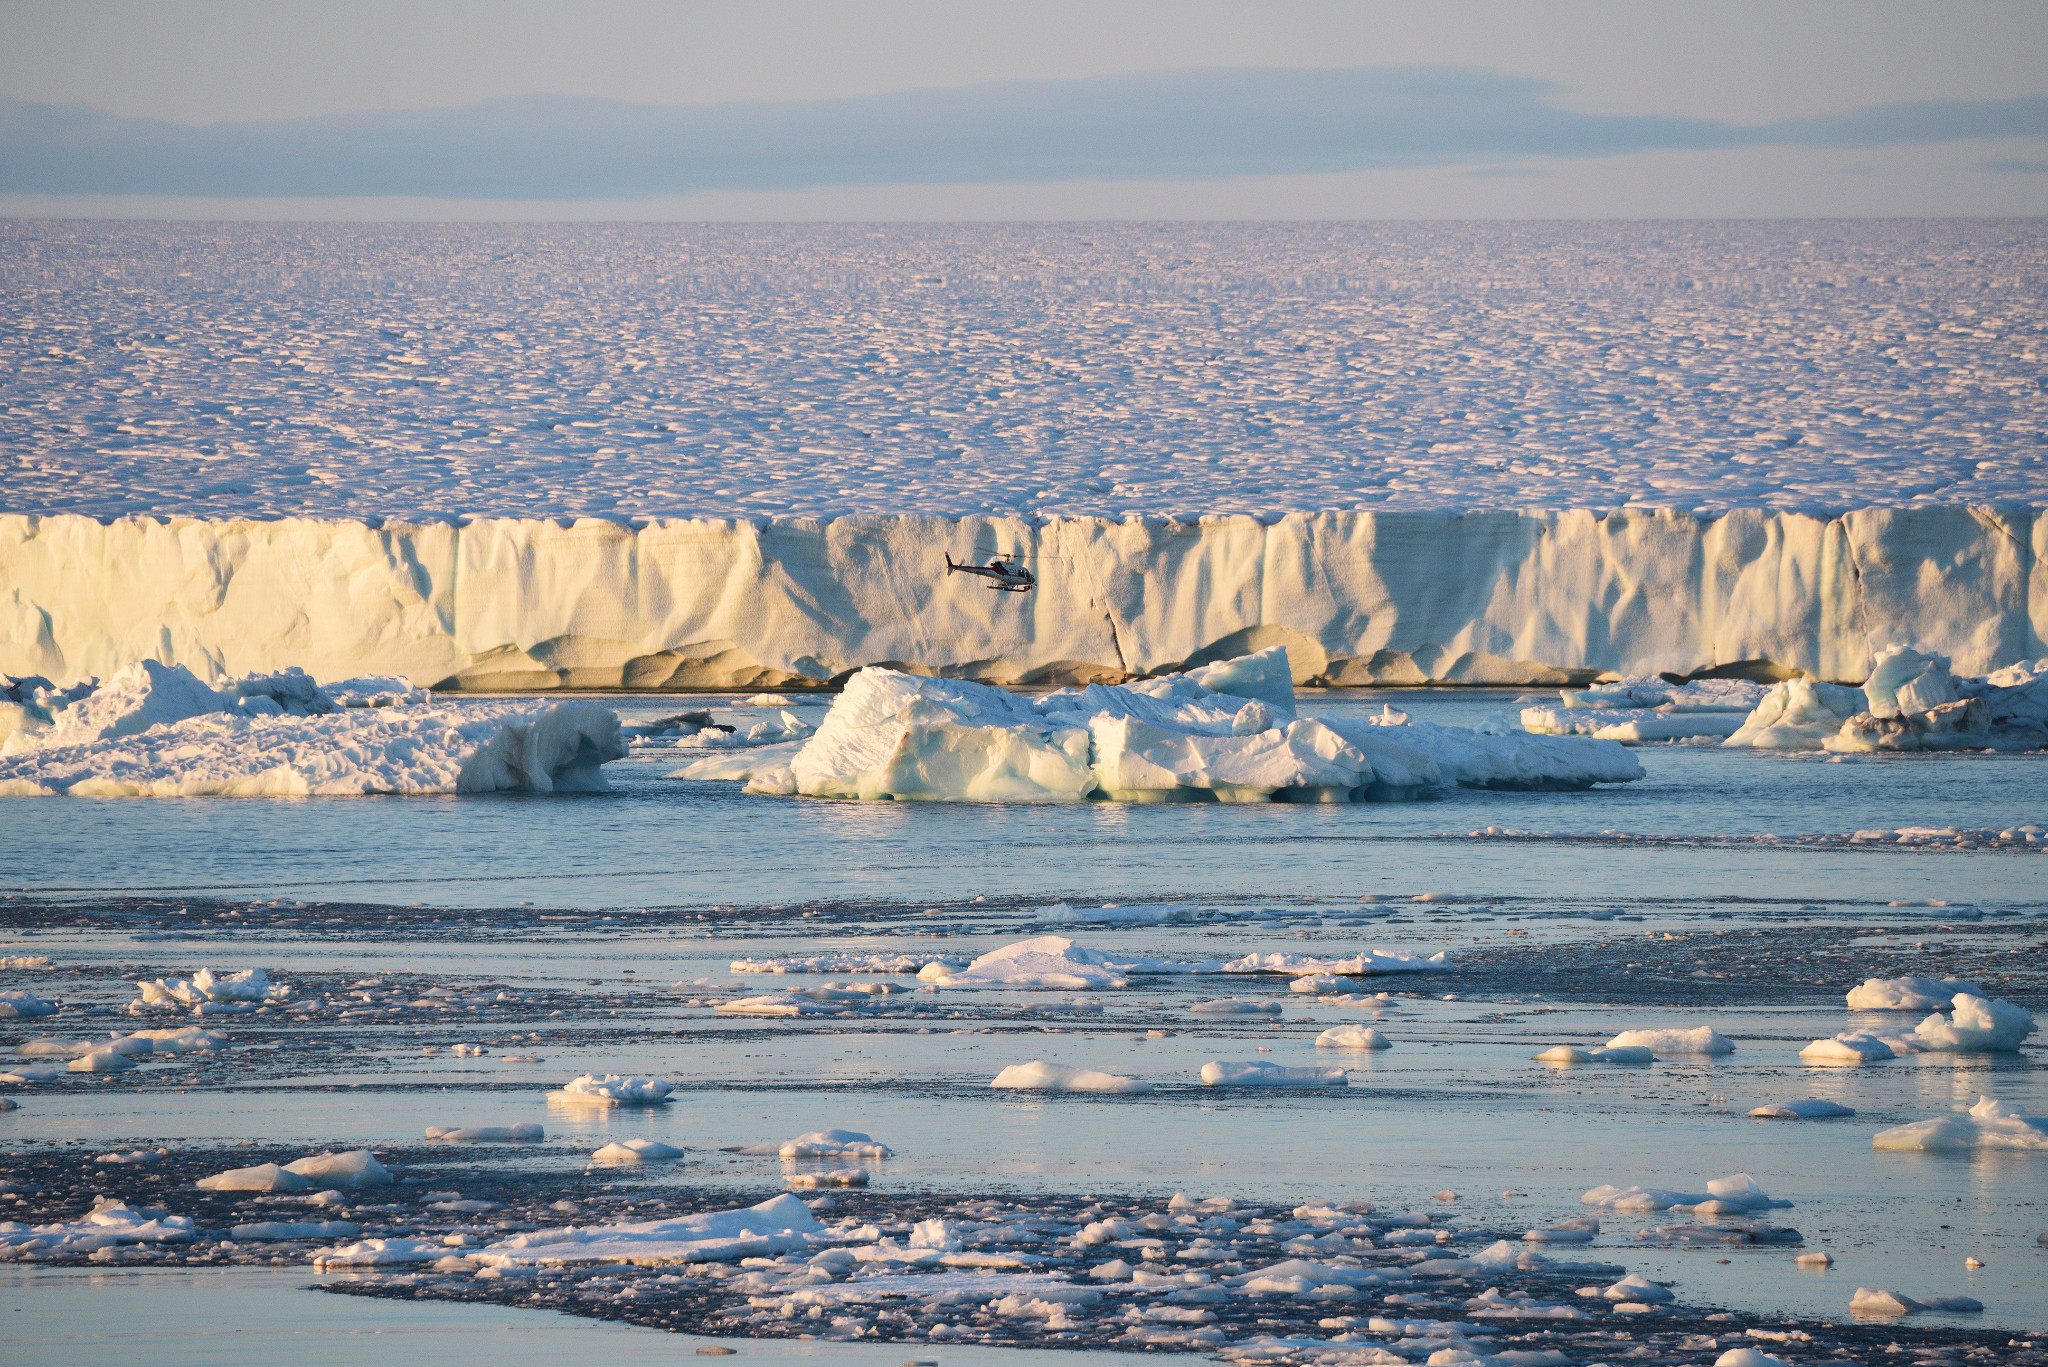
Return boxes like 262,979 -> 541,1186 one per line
2,219 -> 2043,522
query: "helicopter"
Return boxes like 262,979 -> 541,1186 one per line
944,550 -> 1037,593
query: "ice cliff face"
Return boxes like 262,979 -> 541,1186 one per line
2,507 -> 2043,690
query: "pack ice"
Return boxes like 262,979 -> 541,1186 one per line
1722,647 -> 2048,752
0,661 -> 625,795
760,648 -> 1638,803
1802,991 -> 2036,1062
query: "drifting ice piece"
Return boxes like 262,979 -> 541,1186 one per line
1871,1095 -> 2048,1152
1747,1099 -> 1856,1119
474,1193 -> 825,1267
547,1074 -> 675,1106
283,1150 -> 392,1188
1603,1026 -> 1734,1056
196,1162 -> 312,1192
779,649 -> 1638,803
1889,994 -> 2036,1053
0,990 -> 58,1019
918,936 -> 1133,989
423,1123 -> 543,1143
1799,1032 -> 1896,1064
1846,975 -> 1984,1011
991,1060 -> 1151,1093
0,662 -> 627,796
775,1130 -> 893,1159
1200,1060 -> 1348,1087
1315,1025 -> 1390,1050
593,1138 -> 684,1162
1723,646 -> 2048,752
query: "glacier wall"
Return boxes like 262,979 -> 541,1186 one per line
2,508 -> 2043,690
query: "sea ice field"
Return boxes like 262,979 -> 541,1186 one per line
3,684 -> 2044,1367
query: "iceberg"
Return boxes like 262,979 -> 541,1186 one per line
547,1073 -> 674,1106
778,649 -> 1638,804
917,936 -> 1139,989
1882,994 -> 2037,1054
1724,647 -> 2048,752
0,662 -> 626,796
1602,1026 -> 1734,1056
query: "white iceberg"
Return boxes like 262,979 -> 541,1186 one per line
1199,1060 -> 1348,1087
1725,647 -> 2048,752
1846,975 -> 1985,1011
0,661 -> 626,796
547,1073 -> 674,1106
1221,949 -> 1449,977
769,648 -> 1638,804
990,1060 -> 1150,1093
1533,1044 -> 1654,1065
1583,1174 -> 1789,1213
0,1197 -> 196,1254
1603,1026 -> 1734,1056
1872,1095 -> 2048,1152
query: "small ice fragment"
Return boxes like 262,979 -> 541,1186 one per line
1715,1350 -> 1791,1367
1524,1215 -> 1598,1243
1603,1026 -> 1734,1056
1747,1099 -> 1856,1120
1199,1060 -> 1346,1086
1603,1272 -> 1674,1303
785,1168 -> 866,1188
1795,1251 -> 1833,1266
423,1123 -> 543,1142
1314,1025 -> 1389,1050
196,1162 -> 312,1192
1799,1032 -> 1894,1064
592,1138 -> 684,1162
1871,1094 -> 2048,1151
990,1060 -> 1150,1093
284,1149 -> 392,1188
546,1073 -> 674,1106
1189,998 -> 1282,1016
775,1129 -> 892,1159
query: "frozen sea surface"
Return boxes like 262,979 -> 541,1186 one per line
2,219 -> 2043,522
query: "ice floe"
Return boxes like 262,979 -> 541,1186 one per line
1746,1099 -> 1856,1119
1602,1026 -> 1734,1056
762,650 -> 1639,804
1314,1025 -> 1390,1051
0,1197 -> 196,1255
1798,1032 -> 1897,1064
0,661 -> 627,796
547,1074 -> 674,1106
423,1123 -> 543,1143
0,989 -> 58,1019
1522,676 -> 1768,743
990,1060 -> 1150,1093
731,952 -> 958,975
473,1192 -> 826,1267
1188,998 -> 1283,1016
136,967 -> 286,1011
915,936 -> 1171,989
230,1220 -> 360,1241
1582,1174 -> 1790,1214
196,1162 -> 311,1192
1850,1286 -> 1985,1315
1532,1045 -> 1653,1065
1521,1216 -> 1598,1244
592,1138 -> 684,1162
1724,647 -> 2048,752
1845,974 -> 1985,1011
1200,1061 -> 1348,1087
1871,1095 -> 2048,1152
1222,949 -> 1449,977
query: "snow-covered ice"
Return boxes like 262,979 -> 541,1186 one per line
1846,975 -> 1986,1011
1200,1061 -> 1348,1087
546,1074 -> 674,1106
1533,1045 -> 1654,1065
0,1197 -> 196,1254
1582,1174 -> 1790,1214
1724,648 -> 2048,753
592,1138 -> 684,1162
1314,1025 -> 1391,1051
423,1123 -> 543,1143
0,662 -> 626,796
1850,1287 -> 1986,1315
990,1060 -> 1150,1093
1871,1096 -> 2048,1152
771,1130 -> 893,1159
916,936 -> 1140,989
1601,1026 -> 1735,1057
0,990 -> 58,1019
472,1192 -> 825,1267
136,967 -> 285,1009
1747,1099 -> 1856,1120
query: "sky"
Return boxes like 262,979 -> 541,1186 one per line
0,0 -> 2044,219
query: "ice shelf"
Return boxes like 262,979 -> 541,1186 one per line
3,506 -> 2043,690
